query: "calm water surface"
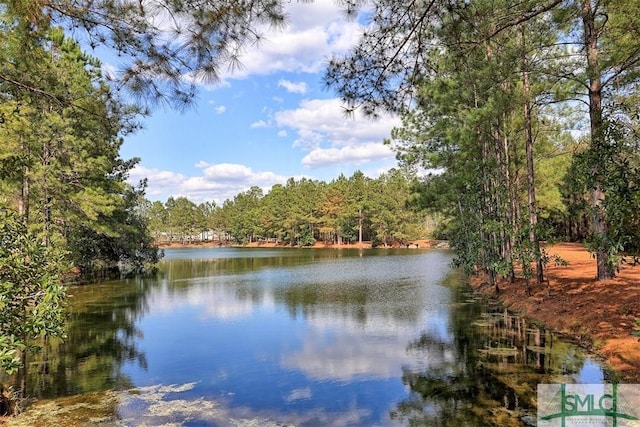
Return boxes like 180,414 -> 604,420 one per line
21,248 -> 607,426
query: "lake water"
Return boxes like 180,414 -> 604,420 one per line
17,247 -> 608,426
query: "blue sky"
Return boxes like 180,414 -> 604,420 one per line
116,0 -> 401,204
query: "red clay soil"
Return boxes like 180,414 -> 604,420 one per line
471,242 -> 640,383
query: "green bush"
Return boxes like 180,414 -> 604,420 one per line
0,204 -> 67,375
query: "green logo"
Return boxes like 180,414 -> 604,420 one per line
538,384 -> 640,427
538,384 -> 640,426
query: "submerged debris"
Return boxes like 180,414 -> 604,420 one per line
6,383 -> 289,426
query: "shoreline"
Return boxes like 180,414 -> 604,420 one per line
468,242 -> 640,383
157,239 -> 448,250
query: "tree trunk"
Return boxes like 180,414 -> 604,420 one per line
582,0 -> 614,280
358,208 -> 363,244
43,140 -> 52,247
17,345 -> 27,398
19,166 -> 30,222
492,119 -> 515,283
522,27 -> 544,286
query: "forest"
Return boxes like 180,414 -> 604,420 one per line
144,171 -> 434,247
1,0 -> 640,400
144,152 -> 574,250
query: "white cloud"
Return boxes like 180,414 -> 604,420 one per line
128,163 -> 296,203
102,0 -> 363,91
219,0 -> 362,80
123,0 -> 398,199
275,98 -> 401,168
250,119 -> 269,129
198,162 -> 285,183
276,98 -> 400,146
128,166 -> 185,197
302,143 -> 394,168
278,79 -> 308,94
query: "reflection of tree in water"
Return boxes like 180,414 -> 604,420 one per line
273,278 -> 427,327
162,249 -> 432,326
23,277 -> 155,398
391,281 -> 591,426
274,282 -> 369,322
161,253 -> 321,283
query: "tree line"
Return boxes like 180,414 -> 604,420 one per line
144,170 -> 434,247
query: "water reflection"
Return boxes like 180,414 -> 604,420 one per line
14,248 -> 607,426
391,277 -> 605,426
25,278 -> 155,398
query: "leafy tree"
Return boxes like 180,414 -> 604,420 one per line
325,0 -> 564,116
319,176 -> 350,245
380,1 -> 523,287
318,182 -> 346,245
146,200 -> 168,242
166,197 -> 200,242
224,186 -> 264,244
346,171 -> 372,245
145,171 -> 430,248
369,169 -> 422,246
0,24 -> 136,240
2,0 -> 289,109
0,204 -> 67,378
567,0 -> 640,278
0,21 -> 158,278
283,178 -> 321,246
260,183 -> 290,243
205,201 -> 231,243
65,182 -> 162,277
197,201 -> 216,240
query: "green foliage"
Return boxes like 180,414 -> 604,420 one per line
163,196 -> 207,243
2,0 -> 288,109
568,119 -> 640,269
0,204 -> 67,375
326,0 -> 640,283
0,17 -> 161,280
66,183 -> 163,278
148,171 -> 429,247
297,224 -> 316,247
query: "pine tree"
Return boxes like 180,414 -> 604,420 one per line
2,0 -> 289,108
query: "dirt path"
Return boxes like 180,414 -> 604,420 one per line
471,242 -> 640,382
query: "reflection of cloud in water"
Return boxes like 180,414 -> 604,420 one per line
284,386 -> 312,403
282,309 -> 451,381
147,280 -> 275,320
282,330 -> 409,380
